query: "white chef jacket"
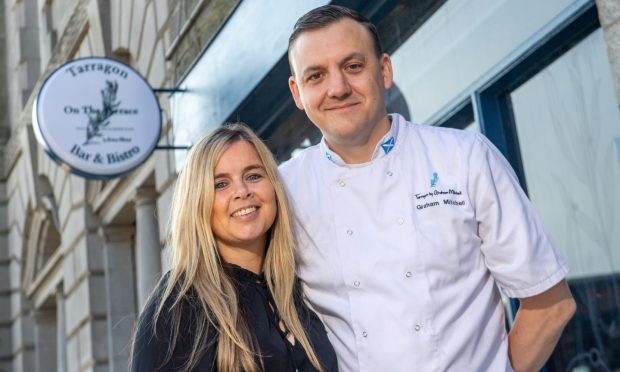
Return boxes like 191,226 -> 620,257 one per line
279,113 -> 568,372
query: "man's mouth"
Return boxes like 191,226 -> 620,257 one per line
326,102 -> 359,111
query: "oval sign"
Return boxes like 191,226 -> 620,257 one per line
33,57 -> 161,179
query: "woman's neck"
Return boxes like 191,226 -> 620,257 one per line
218,240 -> 266,274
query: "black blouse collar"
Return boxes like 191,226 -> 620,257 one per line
223,263 -> 265,284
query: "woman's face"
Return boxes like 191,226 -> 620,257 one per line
211,140 -> 277,258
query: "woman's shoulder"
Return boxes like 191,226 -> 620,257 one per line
131,272 -> 216,371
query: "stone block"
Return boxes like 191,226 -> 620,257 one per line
88,274 -> 108,315
602,22 -> 620,106
0,324 -> 12,358
92,363 -> 111,372
58,191 -> 72,232
9,228 -> 23,259
0,203 -> 7,231
0,295 -> 10,322
149,39 -> 167,86
154,0 -> 171,48
63,250 -> 77,295
13,348 -> 35,372
77,323 -> 93,368
129,0 -> 145,53
65,278 -> 90,335
137,4 -> 158,77
154,151 -> 175,196
11,314 -> 34,353
0,265 -> 9,293
33,309 -> 57,372
161,244 -> 172,272
597,0 -> 620,28
86,233 -> 104,272
0,237 -> 8,261
156,183 -> 173,243
0,182 -> 7,201
70,175 -> 85,206
90,318 -> 109,361
10,291 -> 26,319
8,202 -> 26,253
53,173 -> 67,212
73,235 -> 104,279
7,260 -> 20,292
76,319 -> 109,368
0,361 -> 11,372
62,208 -> 87,252
72,238 -> 88,283
66,332 -> 80,372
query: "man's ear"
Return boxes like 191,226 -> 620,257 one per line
288,76 -> 305,111
380,53 -> 394,90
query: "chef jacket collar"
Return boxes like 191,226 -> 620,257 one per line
319,114 -> 400,167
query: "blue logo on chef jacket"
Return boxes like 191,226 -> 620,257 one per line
381,136 -> 395,154
430,172 -> 439,188
325,151 -> 333,161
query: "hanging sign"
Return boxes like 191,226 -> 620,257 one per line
33,56 -> 161,179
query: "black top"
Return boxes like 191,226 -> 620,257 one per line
131,266 -> 338,371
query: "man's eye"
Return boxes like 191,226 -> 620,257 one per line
347,63 -> 363,71
214,181 -> 227,189
307,73 -> 322,82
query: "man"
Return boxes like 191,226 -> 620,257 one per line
279,5 -> 576,372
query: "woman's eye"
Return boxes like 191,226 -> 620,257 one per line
246,173 -> 263,182
214,181 -> 227,190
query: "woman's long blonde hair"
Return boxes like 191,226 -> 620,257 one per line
151,123 -> 322,371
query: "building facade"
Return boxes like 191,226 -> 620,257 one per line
0,0 -> 619,371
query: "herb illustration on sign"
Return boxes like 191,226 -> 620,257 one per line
84,80 -> 120,145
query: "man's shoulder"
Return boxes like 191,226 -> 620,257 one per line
406,120 -> 480,144
279,143 -> 322,178
395,120 -> 483,159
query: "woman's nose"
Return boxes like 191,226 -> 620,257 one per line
233,182 -> 252,199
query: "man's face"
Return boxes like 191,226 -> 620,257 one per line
288,18 -> 393,152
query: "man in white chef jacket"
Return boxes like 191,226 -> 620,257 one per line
279,4 -> 576,372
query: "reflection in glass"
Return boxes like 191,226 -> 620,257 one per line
510,29 -> 620,371
464,121 -> 480,133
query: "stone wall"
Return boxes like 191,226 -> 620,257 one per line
597,0 -> 620,107
0,0 -> 240,370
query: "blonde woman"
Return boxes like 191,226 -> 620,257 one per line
130,123 -> 337,371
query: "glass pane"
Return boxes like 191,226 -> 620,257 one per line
464,120 -> 479,133
391,0 -> 575,123
171,0 -> 328,169
510,29 -> 620,370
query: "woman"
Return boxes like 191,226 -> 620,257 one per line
130,123 -> 337,371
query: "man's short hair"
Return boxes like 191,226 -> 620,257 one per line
288,5 -> 383,75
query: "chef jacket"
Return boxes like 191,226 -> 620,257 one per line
279,113 -> 568,372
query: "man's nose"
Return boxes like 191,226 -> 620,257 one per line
327,71 -> 351,98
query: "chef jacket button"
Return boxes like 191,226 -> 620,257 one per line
347,229 -> 353,236
405,271 -> 412,278
397,218 -> 404,225
414,324 -> 421,331
362,331 -> 368,337
387,170 -> 393,176
339,181 -> 346,187
354,281 -> 360,287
